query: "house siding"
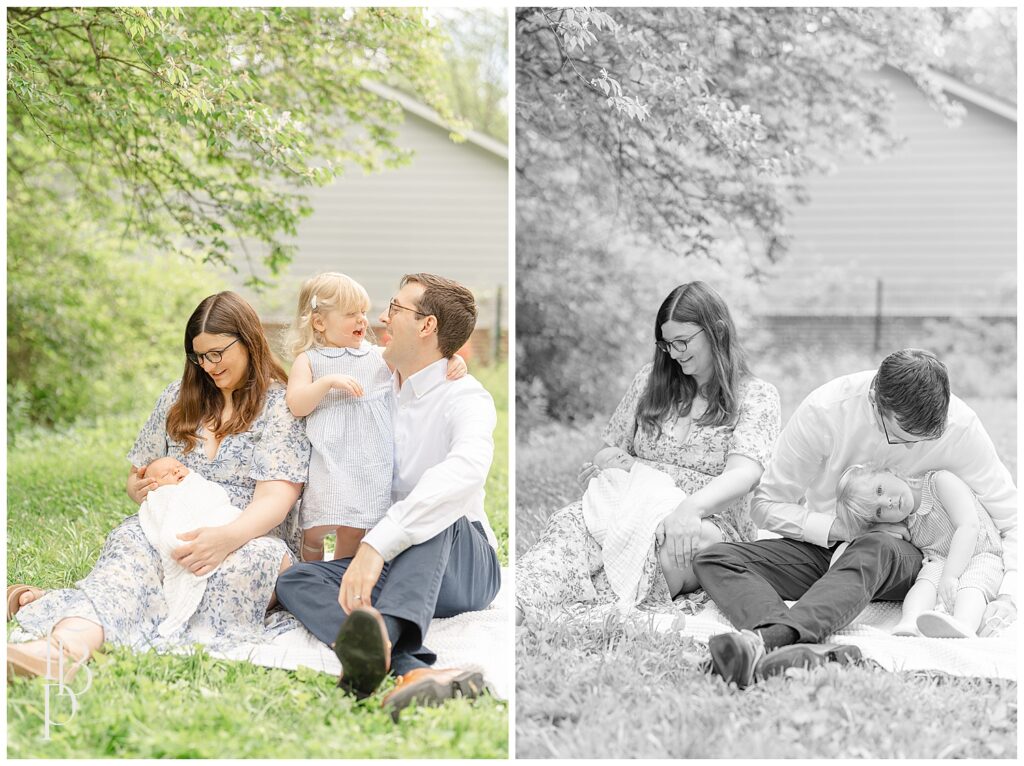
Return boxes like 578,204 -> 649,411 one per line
760,67 -> 1016,322
226,107 -> 508,354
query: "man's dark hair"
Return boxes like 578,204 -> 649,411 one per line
401,273 -> 477,358
874,348 -> 949,437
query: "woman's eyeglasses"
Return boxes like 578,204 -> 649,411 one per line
656,328 -> 704,354
188,337 -> 239,366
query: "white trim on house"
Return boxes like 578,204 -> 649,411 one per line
928,68 -> 1017,123
361,80 -> 509,159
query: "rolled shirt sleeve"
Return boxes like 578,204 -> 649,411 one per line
751,396 -> 835,546
362,385 -> 496,562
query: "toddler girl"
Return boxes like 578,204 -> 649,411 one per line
285,272 -> 465,561
836,465 -> 1003,638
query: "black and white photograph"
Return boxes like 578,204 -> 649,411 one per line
514,7 -> 1016,758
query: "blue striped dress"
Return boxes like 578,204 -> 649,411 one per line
300,342 -> 394,529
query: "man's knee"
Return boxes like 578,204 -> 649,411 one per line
846,530 -> 914,559
691,541 -> 733,574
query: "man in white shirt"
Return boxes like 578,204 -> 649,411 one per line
276,274 -> 501,716
691,349 -> 1017,689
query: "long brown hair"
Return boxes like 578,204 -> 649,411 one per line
167,292 -> 288,454
636,282 -> 750,437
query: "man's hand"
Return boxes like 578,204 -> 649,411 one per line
338,543 -> 385,614
979,594 -> 1016,637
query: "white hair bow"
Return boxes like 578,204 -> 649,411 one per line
311,295 -> 318,310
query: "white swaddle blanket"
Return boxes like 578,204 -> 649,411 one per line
582,462 -> 686,609
139,473 -> 242,636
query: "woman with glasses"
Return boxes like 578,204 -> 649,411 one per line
8,292 -> 310,682
515,281 -> 780,626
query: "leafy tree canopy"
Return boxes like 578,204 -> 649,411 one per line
516,6 -> 969,266
7,6 -> 452,282
515,7 -> 971,423
435,8 -> 508,143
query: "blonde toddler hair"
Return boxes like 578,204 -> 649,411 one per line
835,463 -> 917,534
286,272 -> 372,357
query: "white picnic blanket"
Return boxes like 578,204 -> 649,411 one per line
580,597 -> 1017,680
200,567 -> 511,698
582,463 -> 683,608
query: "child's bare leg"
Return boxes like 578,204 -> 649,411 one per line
267,554 -> 292,611
893,580 -> 937,635
332,526 -> 366,560
951,587 -> 987,635
301,526 -> 335,562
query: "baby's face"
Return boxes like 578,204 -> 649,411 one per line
857,472 -> 913,523
596,446 -> 633,469
148,458 -> 189,487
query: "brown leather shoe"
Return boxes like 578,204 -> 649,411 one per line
7,636 -> 86,684
382,667 -> 486,721
7,584 -> 46,621
333,606 -> 392,698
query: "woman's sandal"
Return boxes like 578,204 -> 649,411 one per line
7,636 -> 87,684
6,584 -> 46,621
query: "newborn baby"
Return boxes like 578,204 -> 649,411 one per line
138,457 -> 242,637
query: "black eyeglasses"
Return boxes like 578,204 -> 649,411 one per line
656,328 -> 704,355
869,381 -> 939,445
188,337 -> 239,366
387,300 -> 427,319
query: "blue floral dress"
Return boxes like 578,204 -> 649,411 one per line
516,366 -> 781,623
11,381 -> 311,653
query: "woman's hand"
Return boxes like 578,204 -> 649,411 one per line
126,465 -> 159,505
577,462 -> 601,490
173,525 -> 239,576
657,498 -> 705,571
330,375 -> 364,397
446,354 -> 468,380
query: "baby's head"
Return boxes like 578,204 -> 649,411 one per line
147,457 -> 190,487
287,272 -> 372,356
595,445 -> 633,470
835,464 -> 913,533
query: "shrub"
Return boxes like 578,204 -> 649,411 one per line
8,214 -> 223,434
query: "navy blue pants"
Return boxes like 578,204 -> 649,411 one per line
275,518 -> 501,676
692,531 -> 923,643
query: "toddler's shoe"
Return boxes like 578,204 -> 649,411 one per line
916,611 -> 974,638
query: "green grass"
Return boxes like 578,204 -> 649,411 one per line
515,395 -> 1017,759
7,365 -> 510,758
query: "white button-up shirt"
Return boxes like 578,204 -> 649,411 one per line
752,370 -> 1017,599
362,357 -> 498,562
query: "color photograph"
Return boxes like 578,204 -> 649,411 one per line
7,6 -> 509,758
515,7 -> 1016,759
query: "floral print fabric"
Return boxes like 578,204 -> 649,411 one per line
517,365 -> 780,623
11,382 -> 311,653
